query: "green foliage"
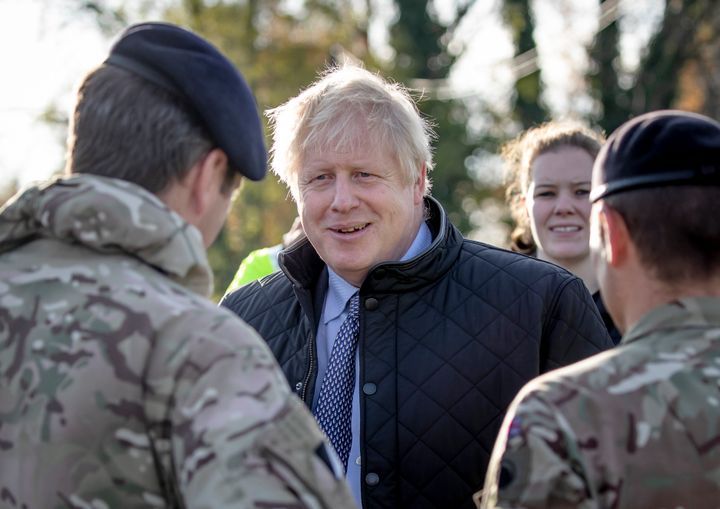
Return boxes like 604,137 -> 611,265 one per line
502,0 -> 548,126
391,0 -> 451,79
388,1 -> 480,233
422,98 -> 478,232
68,0 -> 720,299
586,18 -> 630,131
587,0 -> 720,133
156,0 -> 374,299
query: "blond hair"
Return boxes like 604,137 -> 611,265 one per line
266,64 -> 435,201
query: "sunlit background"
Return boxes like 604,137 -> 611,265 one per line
0,0 -> 664,186
1,0 -> 711,297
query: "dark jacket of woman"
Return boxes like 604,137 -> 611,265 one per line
593,291 -> 622,344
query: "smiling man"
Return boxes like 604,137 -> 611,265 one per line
221,65 -> 612,509
296,121 -> 426,287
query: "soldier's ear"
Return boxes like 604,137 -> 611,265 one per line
189,148 -> 228,215
600,204 -> 630,267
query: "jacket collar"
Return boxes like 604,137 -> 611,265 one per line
278,196 -> 463,293
0,174 -> 213,297
622,296 -> 720,345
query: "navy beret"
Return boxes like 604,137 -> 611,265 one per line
591,110 -> 720,202
105,22 -> 266,181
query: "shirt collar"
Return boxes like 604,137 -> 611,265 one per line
323,221 -> 432,324
324,270 -> 359,324
402,221 -> 432,262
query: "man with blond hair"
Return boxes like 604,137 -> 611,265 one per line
222,65 -> 611,509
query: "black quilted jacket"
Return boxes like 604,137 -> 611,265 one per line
221,197 -> 613,509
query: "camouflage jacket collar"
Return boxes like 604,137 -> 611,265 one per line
622,296 -> 720,345
0,174 -> 213,297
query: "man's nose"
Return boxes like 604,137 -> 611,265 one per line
330,176 -> 359,212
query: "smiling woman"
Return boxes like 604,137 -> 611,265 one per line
526,145 -> 594,265
503,120 -> 621,343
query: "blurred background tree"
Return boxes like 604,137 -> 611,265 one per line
502,0 -> 548,126
0,180 -> 19,209
4,0 -> 720,300
586,0 -> 720,132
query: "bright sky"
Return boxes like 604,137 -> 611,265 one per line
0,0 -> 663,192
0,0 -> 111,189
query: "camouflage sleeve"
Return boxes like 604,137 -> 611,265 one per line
146,308 -> 356,508
478,383 -> 595,509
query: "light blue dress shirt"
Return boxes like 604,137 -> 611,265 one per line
312,221 -> 432,508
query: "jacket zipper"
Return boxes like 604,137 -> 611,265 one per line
300,332 -> 315,404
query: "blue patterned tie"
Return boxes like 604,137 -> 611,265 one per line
315,293 -> 360,471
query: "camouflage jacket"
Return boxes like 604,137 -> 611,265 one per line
0,175 -> 355,509
480,297 -> 720,509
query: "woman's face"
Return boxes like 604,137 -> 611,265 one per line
525,146 -> 594,266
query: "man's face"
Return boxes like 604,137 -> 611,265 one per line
296,135 -> 425,287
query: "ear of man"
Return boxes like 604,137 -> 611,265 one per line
157,148 -> 229,236
599,203 -> 632,268
414,163 -> 427,204
188,148 -> 230,216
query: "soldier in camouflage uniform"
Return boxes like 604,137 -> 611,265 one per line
0,23 -> 355,509
479,110 -> 720,508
